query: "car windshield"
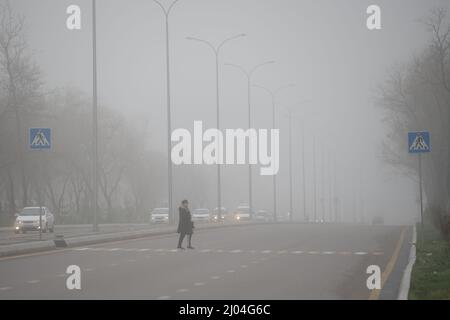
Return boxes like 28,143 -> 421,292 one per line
19,208 -> 44,216
152,209 -> 168,215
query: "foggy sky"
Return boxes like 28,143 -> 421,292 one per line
10,0 -> 450,224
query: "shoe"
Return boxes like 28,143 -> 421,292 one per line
187,246 -> 195,249
177,246 -> 185,250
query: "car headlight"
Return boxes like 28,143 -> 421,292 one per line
236,216 -> 240,220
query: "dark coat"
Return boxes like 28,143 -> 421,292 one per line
177,206 -> 193,234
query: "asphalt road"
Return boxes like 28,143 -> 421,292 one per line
0,223 -> 411,300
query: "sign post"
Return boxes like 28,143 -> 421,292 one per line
408,131 -> 430,246
29,128 -> 51,241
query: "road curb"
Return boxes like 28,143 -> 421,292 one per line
397,224 -> 417,300
0,221 -> 260,258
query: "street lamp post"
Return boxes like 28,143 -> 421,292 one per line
153,0 -> 182,224
253,84 -> 295,222
284,101 -> 309,223
301,124 -> 307,222
224,61 -> 275,219
186,34 -> 246,218
92,0 -> 99,232
313,135 -> 317,222
288,108 -> 293,222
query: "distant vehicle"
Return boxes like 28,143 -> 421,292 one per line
212,207 -> 227,222
276,212 -> 291,222
14,207 -> 54,234
233,205 -> 252,221
253,210 -> 272,222
192,208 -> 211,222
150,208 -> 169,224
372,216 -> 384,225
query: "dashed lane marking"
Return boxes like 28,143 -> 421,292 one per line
176,288 -> 189,293
27,280 -> 40,284
0,286 -> 12,291
194,282 -> 206,286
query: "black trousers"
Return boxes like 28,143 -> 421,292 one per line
178,232 -> 192,247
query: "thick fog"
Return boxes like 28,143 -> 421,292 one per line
7,0 -> 449,225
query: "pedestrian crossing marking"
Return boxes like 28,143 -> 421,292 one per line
70,247 -> 384,256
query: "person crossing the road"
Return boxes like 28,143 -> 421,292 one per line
177,200 -> 194,249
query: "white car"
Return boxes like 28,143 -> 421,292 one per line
14,207 -> 54,233
233,205 -> 252,221
150,208 -> 169,224
253,210 -> 272,222
192,208 -> 211,222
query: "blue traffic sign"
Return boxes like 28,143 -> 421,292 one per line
29,128 -> 51,150
408,131 -> 430,153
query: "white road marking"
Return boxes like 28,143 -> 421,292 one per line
277,250 -> 288,254
261,250 -> 272,254
27,280 -> 40,284
240,265 -> 248,268
0,286 -> 12,291
138,249 -> 150,252
210,276 -> 221,280
200,249 -> 211,253
108,248 -> 121,251
194,282 -> 206,286
231,249 -> 242,253
226,270 -> 235,273
156,296 -> 171,300
322,251 -> 336,255
73,247 -> 89,251
354,252 -> 368,255
169,249 -> 178,252
292,251 -> 304,254
176,288 -> 189,293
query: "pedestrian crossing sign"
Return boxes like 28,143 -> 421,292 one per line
29,128 -> 51,150
408,131 -> 430,153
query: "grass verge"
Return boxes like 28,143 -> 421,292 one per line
409,221 -> 450,300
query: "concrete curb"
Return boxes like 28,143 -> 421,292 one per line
0,221 -> 259,258
397,225 -> 417,300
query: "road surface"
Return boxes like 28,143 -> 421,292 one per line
0,223 -> 411,299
